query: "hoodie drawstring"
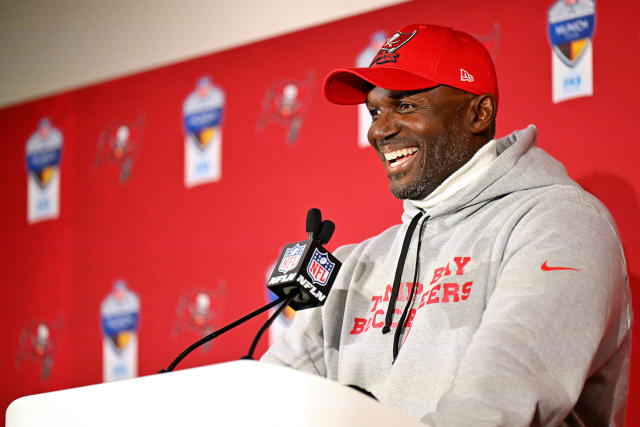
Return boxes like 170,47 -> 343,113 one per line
382,211 -> 426,336
392,215 -> 428,362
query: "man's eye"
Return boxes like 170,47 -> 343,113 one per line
369,108 -> 379,119
398,103 -> 413,111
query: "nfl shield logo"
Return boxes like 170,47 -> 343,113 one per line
307,248 -> 335,286
278,243 -> 306,274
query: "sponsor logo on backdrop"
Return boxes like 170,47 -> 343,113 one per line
101,279 -> 140,382
266,253 -> 296,344
548,0 -> 595,103
357,31 -> 388,148
172,284 -> 226,352
26,118 -> 62,224
15,315 -> 64,381
94,115 -> 144,183
183,76 -> 225,187
307,248 -> 336,286
257,71 -> 314,145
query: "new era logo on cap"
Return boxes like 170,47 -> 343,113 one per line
460,69 -> 474,82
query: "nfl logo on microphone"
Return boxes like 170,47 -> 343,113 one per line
307,248 -> 336,286
278,243 -> 306,274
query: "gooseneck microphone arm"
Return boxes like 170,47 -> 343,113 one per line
241,289 -> 300,360
160,294 -> 289,373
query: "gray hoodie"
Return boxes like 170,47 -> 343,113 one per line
262,125 -> 632,426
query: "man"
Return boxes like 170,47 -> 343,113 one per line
262,24 -> 631,426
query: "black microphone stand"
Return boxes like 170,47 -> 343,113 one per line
160,293 -> 291,373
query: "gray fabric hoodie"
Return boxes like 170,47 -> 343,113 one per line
262,125 -> 632,426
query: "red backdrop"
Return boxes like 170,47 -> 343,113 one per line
1,0 -> 638,424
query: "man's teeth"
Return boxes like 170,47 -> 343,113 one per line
384,147 -> 418,161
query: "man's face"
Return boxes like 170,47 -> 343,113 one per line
366,86 -> 476,200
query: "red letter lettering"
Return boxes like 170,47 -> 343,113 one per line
384,284 -> 393,302
461,281 -> 473,300
431,267 -> 444,285
453,257 -> 471,275
442,283 -> 460,303
419,292 -> 428,308
427,285 -> 441,304
443,262 -> 451,276
371,295 -> 382,312
405,308 -> 416,328
350,318 -> 366,335
372,310 -> 385,328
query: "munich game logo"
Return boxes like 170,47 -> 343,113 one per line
370,29 -> 418,66
548,0 -> 595,102
25,118 -> 63,224
94,115 -> 144,183
183,76 -> 225,187
277,243 -> 306,274
172,284 -> 226,352
15,315 -> 64,381
101,279 -> 140,382
257,71 -> 314,145
307,248 -> 336,286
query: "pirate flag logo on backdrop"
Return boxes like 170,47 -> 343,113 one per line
94,115 -> 144,183
471,22 -> 501,61
356,31 -> 388,148
25,118 -> 63,224
548,0 -> 596,103
15,314 -> 64,381
172,283 -> 227,352
183,76 -> 225,188
257,71 -> 314,145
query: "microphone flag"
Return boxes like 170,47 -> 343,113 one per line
267,240 -> 341,310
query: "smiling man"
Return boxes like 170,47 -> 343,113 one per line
262,24 -> 631,426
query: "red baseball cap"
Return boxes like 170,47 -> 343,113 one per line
323,24 -> 498,105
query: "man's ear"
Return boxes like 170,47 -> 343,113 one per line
469,94 -> 496,135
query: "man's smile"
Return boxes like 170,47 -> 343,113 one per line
383,146 -> 419,171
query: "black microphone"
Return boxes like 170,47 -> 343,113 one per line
317,220 -> 335,245
267,209 -> 341,310
306,208 -> 322,240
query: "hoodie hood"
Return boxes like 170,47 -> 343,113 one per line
402,125 -> 576,224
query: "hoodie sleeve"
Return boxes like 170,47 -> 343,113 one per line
260,300 -> 328,376
421,196 -> 631,426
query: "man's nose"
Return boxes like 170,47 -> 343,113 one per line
368,112 -> 400,145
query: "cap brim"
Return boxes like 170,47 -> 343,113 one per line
323,67 -> 440,105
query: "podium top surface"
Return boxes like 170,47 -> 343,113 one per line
7,360 -> 425,427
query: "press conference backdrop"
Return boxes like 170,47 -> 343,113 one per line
1,0 -> 639,424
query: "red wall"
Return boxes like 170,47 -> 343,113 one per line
1,0 -> 638,424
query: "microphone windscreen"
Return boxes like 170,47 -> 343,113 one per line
306,208 -> 322,234
318,220 -> 335,244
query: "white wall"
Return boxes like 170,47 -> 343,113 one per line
0,0 -> 407,108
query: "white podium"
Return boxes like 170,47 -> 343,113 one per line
6,360 -> 424,426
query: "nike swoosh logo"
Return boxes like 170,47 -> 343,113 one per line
541,261 -> 579,271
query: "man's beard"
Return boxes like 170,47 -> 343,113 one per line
388,126 -> 471,201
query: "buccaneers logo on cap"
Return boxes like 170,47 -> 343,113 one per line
370,29 -> 418,66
